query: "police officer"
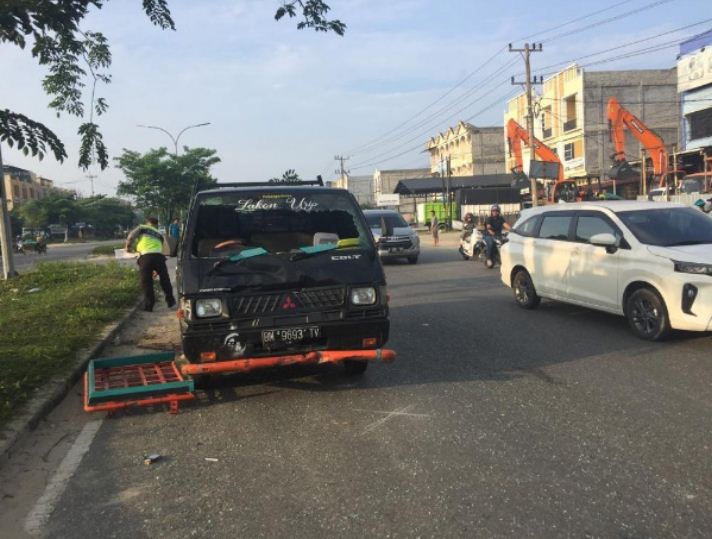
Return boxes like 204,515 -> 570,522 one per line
125,217 -> 175,312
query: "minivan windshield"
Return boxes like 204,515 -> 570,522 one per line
617,207 -> 712,247
191,190 -> 371,258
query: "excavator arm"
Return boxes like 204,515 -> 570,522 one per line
607,96 -> 669,188
507,119 -> 570,201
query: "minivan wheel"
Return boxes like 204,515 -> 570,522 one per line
625,287 -> 671,341
343,360 -> 368,375
407,255 -> 419,264
512,269 -> 540,309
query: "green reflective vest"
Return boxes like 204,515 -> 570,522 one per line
136,225 -> 164,255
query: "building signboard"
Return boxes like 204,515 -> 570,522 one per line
678,46 -> 712,93
376,194 -> 400,207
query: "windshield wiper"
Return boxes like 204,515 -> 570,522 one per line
209,247 -> 269,273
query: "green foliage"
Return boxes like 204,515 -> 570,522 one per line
275,1 -> 346,35
270,168 -> 303,184
0,109 -> 67,162
15,192 -> 80,229
115,147 -> 220,224
0,0 -> 174,169
14,192 -> 135,238
76,196 -> 135,237
0,2 -> 342,170
0,262 -> 139,425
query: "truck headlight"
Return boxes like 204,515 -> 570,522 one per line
673,261 -> 712,276
351,287 -> 376,305
195,298 -> 222,318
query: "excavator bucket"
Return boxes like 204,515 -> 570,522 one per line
511,171 -> 530,189
608,160 -> 639,182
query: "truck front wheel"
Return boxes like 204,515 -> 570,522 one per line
343,360 -> 368,375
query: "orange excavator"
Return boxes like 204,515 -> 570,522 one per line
607,96 -> 669,189
506,118 -> 576,202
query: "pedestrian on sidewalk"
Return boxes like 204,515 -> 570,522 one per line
125,217 -> 175,312
168,217 -> 181,257
430,210 -> 439,247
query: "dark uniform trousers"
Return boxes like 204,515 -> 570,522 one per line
137,253 -> 175,310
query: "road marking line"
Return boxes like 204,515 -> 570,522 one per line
24,420 -> 103,537
354,408 -> 431,418
361,405 -> 419,435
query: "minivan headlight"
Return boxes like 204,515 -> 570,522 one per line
195,298 -> 223,318
351,287 -> 377,305
673,261 -> 712,276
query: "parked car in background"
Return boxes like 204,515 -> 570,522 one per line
500,201 -> 712,340
363,209 -> 420,264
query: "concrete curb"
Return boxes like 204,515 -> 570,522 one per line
0,299 -> 143,464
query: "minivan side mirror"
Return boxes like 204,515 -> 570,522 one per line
589,232 -> 618,253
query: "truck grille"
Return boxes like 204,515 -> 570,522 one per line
231,286 -> 346,316
294,287 -> 345,309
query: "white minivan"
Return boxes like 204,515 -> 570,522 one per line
500,201 -> 712,340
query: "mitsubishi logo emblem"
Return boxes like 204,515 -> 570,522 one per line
282,295 -> 297,310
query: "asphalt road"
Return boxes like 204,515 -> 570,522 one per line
4,239 -> 712,538
3,240 -> 120,273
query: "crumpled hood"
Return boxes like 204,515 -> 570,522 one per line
647,244 -> 712,264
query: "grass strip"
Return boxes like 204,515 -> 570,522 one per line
0,262 -> 139,425
91,243 -> 125,256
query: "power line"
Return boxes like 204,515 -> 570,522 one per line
540,0 -> 675,44
342,0 -> 657,158
337,0 -> 681,174
350,89 -> 520,172
348,58 -> 519,161
349,78 -> 512,169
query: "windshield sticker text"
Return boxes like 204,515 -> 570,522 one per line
235,197 -> 320,213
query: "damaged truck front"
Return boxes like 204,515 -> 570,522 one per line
176,183 -> 395,378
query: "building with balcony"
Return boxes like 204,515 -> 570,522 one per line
678,28 -> 712,151
425,121 -> 505,177
504,65 -> 677,187
2,165 -> 55,211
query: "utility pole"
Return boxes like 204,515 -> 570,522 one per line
0,143 -> 17,279
510,43 -> 543,206
85,174 -> 97,197
334,155 -> 349,189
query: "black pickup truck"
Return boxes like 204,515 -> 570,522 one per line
176,181 -> 395,378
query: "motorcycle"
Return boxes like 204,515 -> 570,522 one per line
458,226 -> 482,260
459,228 -> 508,268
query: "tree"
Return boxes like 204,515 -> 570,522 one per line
0,2 -> 345,170
270,169 -> 303,184
76,196 -> 136,237
15,191 -> 82,241
115,147 -> 220,225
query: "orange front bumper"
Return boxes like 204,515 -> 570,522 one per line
180,348 -> 396,376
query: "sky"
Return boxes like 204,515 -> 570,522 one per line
1,0 -> 709,196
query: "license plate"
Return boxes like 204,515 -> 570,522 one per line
261,326 -> 321,345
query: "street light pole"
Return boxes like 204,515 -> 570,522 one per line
137,122 -> 211,156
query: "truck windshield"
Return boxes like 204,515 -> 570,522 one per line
190,190 -> 371,258
617,207 -> 712,247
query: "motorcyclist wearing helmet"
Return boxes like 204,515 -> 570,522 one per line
484,204 -> 510,268
461,212 -> 475,240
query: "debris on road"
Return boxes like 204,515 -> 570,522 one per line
204,457 -> 219,462
143,454 -> 162,466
